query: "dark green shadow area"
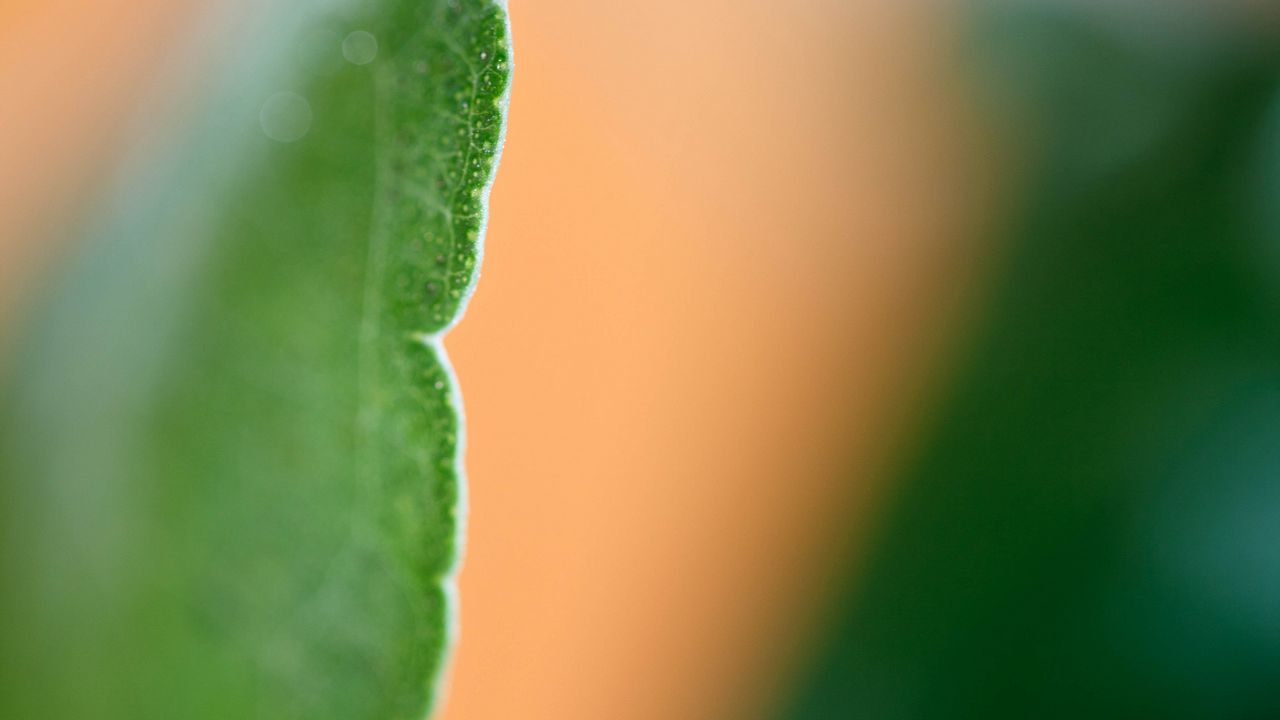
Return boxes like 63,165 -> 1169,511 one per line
782,6 -> 1280,719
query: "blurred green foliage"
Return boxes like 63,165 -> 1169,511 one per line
0,1 -> 509,718
783,4 -> 1280,719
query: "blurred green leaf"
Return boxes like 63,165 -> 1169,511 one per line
782,5 -> 1280,720
0,1 -> 509,718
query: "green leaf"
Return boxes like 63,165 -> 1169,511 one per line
0,1 -> 510,718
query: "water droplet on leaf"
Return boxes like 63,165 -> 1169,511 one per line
259,92 -> 312,143
342,31 -> 378,65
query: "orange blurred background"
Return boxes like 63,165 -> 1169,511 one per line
0,1 -> 993,718
447,3 -> 993,718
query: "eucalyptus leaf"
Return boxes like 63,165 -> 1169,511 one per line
0,1 -> 510,718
